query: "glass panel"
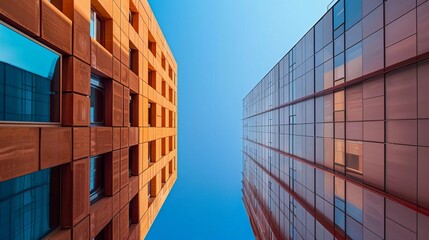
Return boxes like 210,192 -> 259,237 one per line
90,9 -> 95,38
90,156 -> 105,204
334,0 -> 345,29
0,168 -> 59,239
0,23 -> 60,122
345,42 -> 362,81
345,0 -> 362,30
334,53 -> 345,80
90,75 -> 105,125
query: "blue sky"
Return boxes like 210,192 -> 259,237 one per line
146,1 -> 332,239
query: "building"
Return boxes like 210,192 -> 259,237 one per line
0,0 -> 177,239
242,0 -> 429,239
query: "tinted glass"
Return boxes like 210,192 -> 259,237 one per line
334,0 -> 345,29
90,156 -> 104,204
346,0 -> 362,30
0,168 -> 59,239
0,23 -> 60,122
90,75 -> 104,125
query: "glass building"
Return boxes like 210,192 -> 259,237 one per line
242,0 -> 429,239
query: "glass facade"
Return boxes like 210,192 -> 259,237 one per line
0,23 -> 60,122
242,1 -> 429,239
0,168 -> 59,239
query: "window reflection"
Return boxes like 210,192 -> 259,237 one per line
0,23 -> 60,122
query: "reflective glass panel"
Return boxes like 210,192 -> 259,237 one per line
0,23 -> 60,122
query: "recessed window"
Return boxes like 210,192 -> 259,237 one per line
129,46 -> 138,75
90,8 -> 104,45
0,23 -> 60,122
90,155 -> 105,204
148,141 -> 155,164
90,75 -> 105,125
129,1 -> 138,32
148,102 -> 155,127
0,168 -> 60,239
129,93 -> 138,127
161,54 -> 166,70
161,167 -> 167,183
148,68 -> 156,89
148,31 -> 156,56
129,195 -> 138,225
148,179 -> 154,199
129,145 -> 138,177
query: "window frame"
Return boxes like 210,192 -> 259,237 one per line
0,21 -> 62,125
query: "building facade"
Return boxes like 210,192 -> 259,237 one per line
242,0 -> 429,239
0,0 -> 177,239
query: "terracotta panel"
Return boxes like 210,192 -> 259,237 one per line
386,144 -> 417,203
363,142 -> 385,190
41,0 -> 72,54
120,148 -> 129,189
418,1 -> 429,54
0,0 -> 40,36
63,57 -> 91,96
123,88 -> 130,126
119,186 -> 129,210
89,197 -> 113,239
112,191 -> 120,216
129,176 -> 139,199
363,96 -> 384,121
387,120 -> 417,145
121,63 -> 130,87
386,65 -> 417,119
40,127 -> 72,169
72,216 -> 89,240
73,5 -> 91,64
129,68 -> 139,94
386,9 -> 416,47
129,127 -> 139,146
0,128 -> 39,182
91,39 -> 113,78
90,127 -> 113,156
113,127 -> 121,150
73,128 -> 90,160
45,229 -> 71,240
363,121 -> 384,142
113,57 -> 121,82
119,205 -> 130,240
61,158 -> 90,228
107,81 -> 123,127
386,35 -> 417,67
121,127 -> 129,148
105,150 -> 120,196
63,93 -> 90,127
418,60 -> 429,118
418,147 -> 429,209
112,213 -> 120,240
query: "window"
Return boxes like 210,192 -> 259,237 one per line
129,1 -> 138,32
129,93 -> 138,127
0,168 -> 60,239
148,179 -> 154,198
90,155 -> 105,204
161,54 -> 166,70
129,195 -> 138,225
128,10 -> 133,25
129,45 -> 138,75
345,0 -> 362,30
90,9 -> 104,45
161,167 -> 166,183
90,75 -> 105,125
148,68 -> 156,89
148,102 -> 155,127
0,22 -> 60,122
148,31 -> 156,56
129,145 -> 138,177
147,142 -> 155,164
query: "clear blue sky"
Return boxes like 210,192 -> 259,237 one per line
146,1 -> 332,239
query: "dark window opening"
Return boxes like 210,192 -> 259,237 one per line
90,155 -> 105,205
90,75 -> 105,125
